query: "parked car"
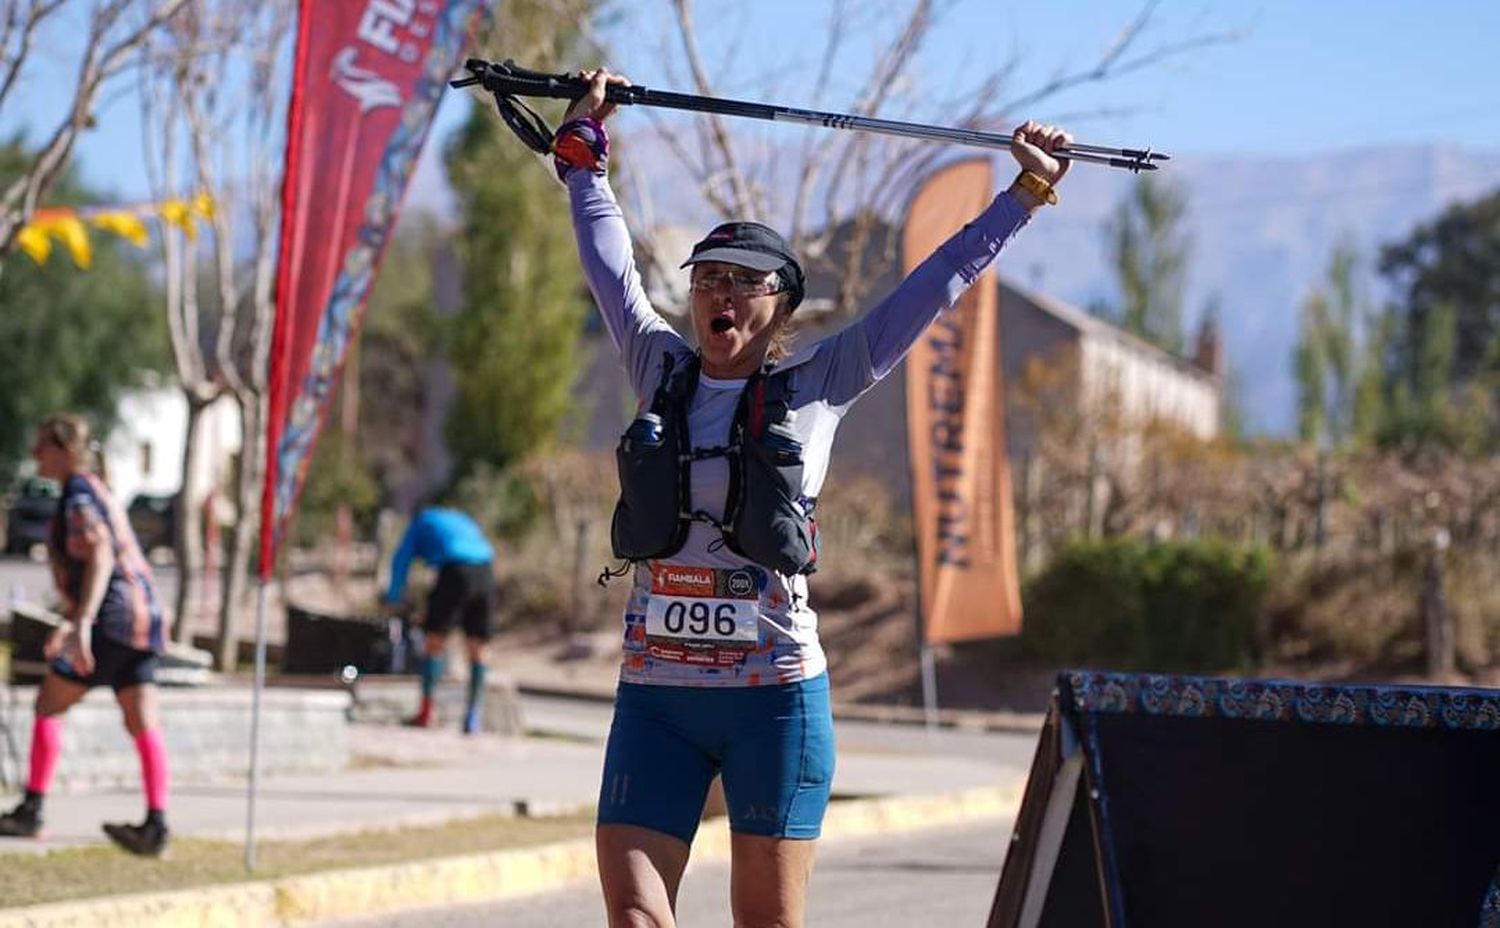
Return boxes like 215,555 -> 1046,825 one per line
4,477 -> 60,555
127,493 -> 178,555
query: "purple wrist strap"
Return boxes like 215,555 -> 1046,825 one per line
553,116 -> 610,181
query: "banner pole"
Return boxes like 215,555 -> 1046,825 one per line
244,579 -> 270,872
907,412 -> 938,734
920,643 -> 940,733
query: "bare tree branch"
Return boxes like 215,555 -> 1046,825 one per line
0,0 -> 189,260
787,0 -> 850,246
619,0 -> 1241,326
818,0 -> 934,225
1003,5 -> 1242,115
668,0 -> 756,216
0,0 -> 67,113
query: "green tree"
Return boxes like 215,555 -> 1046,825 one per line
1376,301 -> 1490,451
1293,242 -> 1359,446
441,0 -> 596,481
1103,174 -> 1191,353
356,216 -> 442,502
1376,188 -> 1499,451
295,427 -> 381,546
0,141 -> 168,481
1350,305 -> 1392,447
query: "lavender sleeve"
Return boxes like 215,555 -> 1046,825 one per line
808,191 -> 1032,407
566,171 -> 686,399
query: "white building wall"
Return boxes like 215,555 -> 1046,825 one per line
104,387 -> 242,508
1079,333 -> 1220,440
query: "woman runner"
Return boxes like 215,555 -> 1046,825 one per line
556,68 -> 1071,927
0,414 -> 171,857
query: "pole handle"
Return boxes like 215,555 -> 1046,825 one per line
451,59 -> 648,106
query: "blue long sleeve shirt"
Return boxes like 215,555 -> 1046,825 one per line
385,508 -> 495,603
567,169 -> 1030,686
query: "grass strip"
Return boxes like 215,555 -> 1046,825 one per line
0,810 -> 595,909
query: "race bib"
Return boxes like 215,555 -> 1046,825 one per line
644,565 -> 764,666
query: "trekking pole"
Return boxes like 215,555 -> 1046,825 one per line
451,58 -> 1169,172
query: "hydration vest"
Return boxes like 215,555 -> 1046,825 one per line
609,351 -> 820,577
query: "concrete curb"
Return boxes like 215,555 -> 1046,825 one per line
0,784 -> 1023,928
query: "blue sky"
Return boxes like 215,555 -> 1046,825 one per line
604,0 -> 1500,159
5,0 -> 1500,205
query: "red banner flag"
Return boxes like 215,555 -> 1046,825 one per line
903,159 -> 1022,643
259,0 -> 484,579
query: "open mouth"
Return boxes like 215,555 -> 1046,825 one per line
709,316 -> 734,334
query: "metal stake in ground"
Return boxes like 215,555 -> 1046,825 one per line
451,58 -> 1170,173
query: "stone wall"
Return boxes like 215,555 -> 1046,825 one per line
0,685 -> 350,794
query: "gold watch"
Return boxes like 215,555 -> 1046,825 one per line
1015,170 -> 1059,206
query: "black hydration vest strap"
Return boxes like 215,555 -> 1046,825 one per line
720,366 -> 766,538
722,362 -> 803,556
665,353 -> 700,549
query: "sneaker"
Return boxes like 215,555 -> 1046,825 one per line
102,820 -> 169,857
402,713 -> 433,728
0,801 -> 41,838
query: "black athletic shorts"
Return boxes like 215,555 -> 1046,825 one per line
51,634 -> 159,692
424,561 -> 497,641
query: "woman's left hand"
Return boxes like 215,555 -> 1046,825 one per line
43,622 -> 70,661
65,622 -> 94,676
1009,121 -> 1072,187
564,67 -> 631,125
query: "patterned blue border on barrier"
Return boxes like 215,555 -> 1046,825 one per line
1061,670 -> 1500,731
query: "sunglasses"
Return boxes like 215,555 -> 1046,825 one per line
688,270 -> 783,297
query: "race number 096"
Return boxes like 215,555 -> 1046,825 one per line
661,601 -> 738,637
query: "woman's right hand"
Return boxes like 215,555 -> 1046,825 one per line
564,67 -> 631,124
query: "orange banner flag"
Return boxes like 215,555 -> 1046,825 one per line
903,158 -> 1022,643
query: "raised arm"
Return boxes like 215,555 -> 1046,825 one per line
566,170 -> 682,393
818,122 -> 1073,406
860,190 -> 1032,380
557,69 -> 684,397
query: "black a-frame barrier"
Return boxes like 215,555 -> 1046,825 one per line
988,671 -> 1500,928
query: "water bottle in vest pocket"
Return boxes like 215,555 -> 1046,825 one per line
612,410 -> 682,560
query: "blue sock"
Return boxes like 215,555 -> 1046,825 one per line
421,654 -> 445,699
465,661 -> 487,719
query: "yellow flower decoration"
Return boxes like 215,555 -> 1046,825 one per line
92,211 -> 150,248
53,216 -> 92,269
16,225 -> 52,265
158,200 -> 198,239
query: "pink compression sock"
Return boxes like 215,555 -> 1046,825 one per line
26,715 -> 62,795
134,729 -> 170,812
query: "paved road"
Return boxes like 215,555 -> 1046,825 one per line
323,817 -> 1013,928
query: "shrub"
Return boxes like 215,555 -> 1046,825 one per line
446,462 -> 540,541
1021,537 -> 1272,672
1262,547 -> 1498,673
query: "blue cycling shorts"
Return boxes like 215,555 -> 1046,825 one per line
597,673 -> 836,843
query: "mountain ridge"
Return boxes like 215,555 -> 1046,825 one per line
405,138 -> 1500,434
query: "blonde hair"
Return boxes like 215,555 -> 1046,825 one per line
38,413 -> 108,483
766,293 -> 797,362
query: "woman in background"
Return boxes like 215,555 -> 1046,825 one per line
0,413 -> 171,856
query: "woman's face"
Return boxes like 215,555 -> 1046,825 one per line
688,261 -> 791,378
30,430 -> 73,481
